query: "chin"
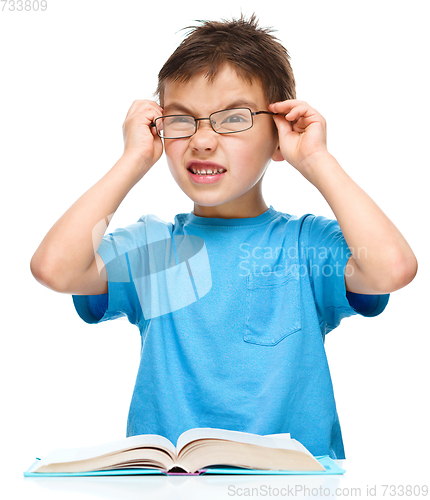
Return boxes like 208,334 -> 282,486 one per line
188,195 -> 228,207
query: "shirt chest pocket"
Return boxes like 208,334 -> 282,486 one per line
243,265 -> 301,346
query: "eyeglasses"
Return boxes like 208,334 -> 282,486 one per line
150,107 -> 277,139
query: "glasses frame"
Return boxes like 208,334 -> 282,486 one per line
150,107 -> 278,139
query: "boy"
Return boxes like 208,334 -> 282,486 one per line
30,14 -> 417,460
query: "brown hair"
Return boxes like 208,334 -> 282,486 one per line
155,13 -> 296,107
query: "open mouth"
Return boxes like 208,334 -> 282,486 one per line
187,166 -> 227,176
187,166 -> 227,183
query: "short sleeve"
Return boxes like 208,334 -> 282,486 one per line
72,220 -> 147,326
345,290 -> 389,317
72,293 -> 108,324
304,215 -> 389,334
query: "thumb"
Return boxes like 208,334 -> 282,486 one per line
272,113 -> 293,139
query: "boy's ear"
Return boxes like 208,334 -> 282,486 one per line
271,144 -> 285,162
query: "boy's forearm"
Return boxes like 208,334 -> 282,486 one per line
303,152 -> 417,292
31,153 -> 146,291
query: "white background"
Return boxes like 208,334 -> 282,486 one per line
1,0 -> 429,498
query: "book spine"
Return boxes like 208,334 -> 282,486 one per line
162,470 -> 207,476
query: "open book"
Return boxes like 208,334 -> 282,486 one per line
27,428 -> 327,475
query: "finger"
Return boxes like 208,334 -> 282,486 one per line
125,100 -> 163,121
131,102 -> 164,121
151,123 -> 159,136
272,113 -> 293,136
283,104 -> 314,123
123,103 -> 164,133
125,100 -> 143,121
268,99 -> 307,114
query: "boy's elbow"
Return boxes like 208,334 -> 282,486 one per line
386,251 -> 418,292
30,255 -> 52,289
30,255 -> 67,293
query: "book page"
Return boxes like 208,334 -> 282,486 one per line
36,434 -> 176,467
176,428 -> 307,455
264,432 -> 291,439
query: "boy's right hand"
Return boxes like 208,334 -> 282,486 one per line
122,100 -> 164,175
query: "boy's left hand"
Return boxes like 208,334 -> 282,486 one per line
268,100 -> 329,177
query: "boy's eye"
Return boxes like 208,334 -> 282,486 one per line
170,116 -> 195,124
162,116 -> 196,134
222,114 -> 247,124
214,109 -> 253,133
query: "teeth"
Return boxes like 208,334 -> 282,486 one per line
191,168 -> 226,175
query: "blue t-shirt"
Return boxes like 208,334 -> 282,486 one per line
72,206 -> 389,459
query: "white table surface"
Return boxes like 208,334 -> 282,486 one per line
9,456 -> 428,500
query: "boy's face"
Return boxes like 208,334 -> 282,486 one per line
162,64 -> 282,218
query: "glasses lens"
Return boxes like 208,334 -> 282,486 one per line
211,108 -> 253,134
156,115 -> 195,138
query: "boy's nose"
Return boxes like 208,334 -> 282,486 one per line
189,120 -> 218,151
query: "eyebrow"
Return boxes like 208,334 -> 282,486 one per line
163,99 -> 260,115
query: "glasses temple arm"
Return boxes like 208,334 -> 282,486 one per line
252,111 -> 279,116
